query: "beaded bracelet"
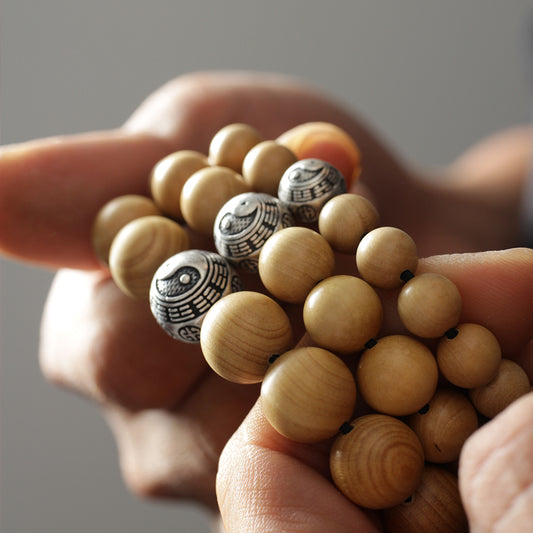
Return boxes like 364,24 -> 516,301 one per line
92,122 -> 531,532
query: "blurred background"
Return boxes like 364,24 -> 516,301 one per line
1,1 -> 531,531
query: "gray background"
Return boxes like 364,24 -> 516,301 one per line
1,1 -> 532,532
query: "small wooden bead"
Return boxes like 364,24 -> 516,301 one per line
200,291 -> 293,384
437,323 -> 502,388
92,195 -> 162,265
356,335 -> 439,416
318,193 -> 379,254
149,150 -> 209,220
408,388 -> 478,463
468,358 -> 531,418
261,346 -> 357,443
180,166 -> 250,235
398,273 -> 462,338
109,216 -> 190,299
303,275 -> 383,354
258,227 -> 335,303
356,227 -> 418,289
330,414 -> 424,509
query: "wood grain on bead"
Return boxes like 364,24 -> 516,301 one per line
200,291 -> 293,384
303,275 -> 383,354
261,346 -> 356,443
330,414 -> 424,509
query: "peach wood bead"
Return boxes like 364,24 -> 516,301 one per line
318,194 -> 379,254
200,291 -> 293,384
109,216 -> 190,299
356,335 -> 439,416
356,227 -> 418,289
92,194 -> 162,266
149,150 -> 209,220
258,227 -> 335,303
398,273 -> 462,338
260,346 -> 357,443
330,414 -> 424,509
303,275 -> 383,354
180,166 -> 250,235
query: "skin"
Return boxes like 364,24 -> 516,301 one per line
0,71 -> 532,532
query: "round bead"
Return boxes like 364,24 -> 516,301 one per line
356,335 -> 439,416
408,388 -> 478,463
149,150 -> 209,220
180,166 -> 250,235
398,273 -> 462,338
318,193 -> 379,254
149,249 -> 242,343
92,195 -> 162,266
242,140 -> 297,196
258,227 -> 335,303
109,216 -> 190,299
436,323 -> 502,388
277,159 -> 347,223
200,291 -> 293,384
303,275 -> 383,354
261,346 -> 357,443
356,227 -> 418,289
213,192 -> 293,272
330,414 -> 424,509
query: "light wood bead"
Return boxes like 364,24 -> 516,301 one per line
180,166 -> 250,235
303,275 -> 383,354
330,414 -> 424,509
398,273 -> 462,338
318,194 -> 379,254
356,335 -> 439,416
356,227 -> 418,289
149,150 -> 209,220
468,358 -> 531,418
408,388 -> 478,463
261,346 -> 357,443
437,323 -> 502,388
92,195 -> 162,265
208,123 -> 262,172
258,227 -> 335,303
109,216 -> 190,299
200,291 -> 293,384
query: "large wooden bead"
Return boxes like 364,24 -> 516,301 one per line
109,216 -> 190,299
258,227 -> 335,303
303,275 -> 383,354
200,291 -> 293,383
261,346 -> 357,443
398,273 -> 462,338
330,414 -> 424,509
356,335 -> 439,416
356,227 -> 418,289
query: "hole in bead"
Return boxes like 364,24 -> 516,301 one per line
400,270 -> 415,283
364,339 -> 378,350
268,354 -> 281,365
445,327 -> 459,339
418,404 -> 430,415
338,422 -> 354,435
404,495 -> 413,504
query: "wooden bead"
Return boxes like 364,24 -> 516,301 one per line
408,388 -> 478,463
180,166 -> 250,235
258,227 -> 335,303
356,335 -> 439,416
242,140 -> 297,196
200,291 -> 293,384
109,216 -> 190,299
437,323 -> 502,388
303,275 -> 383,354
208,123 -> 262,172
468,358 -> 530,418
92,195 -> 161,265
318,193 -> 379,254
398,273 -> 462,338
261,346 -> 357,442
149,150 -> 209,220
330,414 -> 424,509
356,227 -> 418,289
